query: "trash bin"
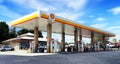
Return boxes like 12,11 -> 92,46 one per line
67,47 -> 71,52
39,48 -> 44,52
38,46 -> 44,53
85,46 -> 88,52
73,47 -> 75,51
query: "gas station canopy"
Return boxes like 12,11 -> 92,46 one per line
11,10 -> 115,38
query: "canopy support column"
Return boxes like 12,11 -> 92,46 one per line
91,31 -> 94,51
47,23 -> 52,53
79,28 -> 83,52
102,35 -> 106,50
61,24 -> 65,52
34,27 -> 39,53
79,29 -> 82,43
74,27 -> 78,52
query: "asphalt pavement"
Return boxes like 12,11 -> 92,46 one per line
0,50 -> 120,64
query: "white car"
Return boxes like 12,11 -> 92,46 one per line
0,46 -> 4,51
107,43 -> 115,48
0,46 -> 14,51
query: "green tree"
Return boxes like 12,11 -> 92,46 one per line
17,29 -> 43,37
0,21 -> 9,43
9,27 -> 17,38
65,42 -> 69,45
17,29 -> 29,35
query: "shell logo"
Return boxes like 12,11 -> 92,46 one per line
50,13 -> 55,19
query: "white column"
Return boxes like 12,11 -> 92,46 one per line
61,24 -> 65,52
91,31 -> 94,51
34,27 -> 39,53
74,27 -> 78,52
79,28 -> 83,52
47,23 -> 52,53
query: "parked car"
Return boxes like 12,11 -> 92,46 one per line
0,46 -> 4,51
106,43 -> 115,48
0,46 -> 14,51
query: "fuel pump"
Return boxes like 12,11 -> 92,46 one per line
57,42 -> 61,52
54,39 -> 58,53
109,43 -> 112,50
50,39 -> 54,53
50,38 -> 59,53
96,43 -> 98,51
28,41 -> 34,53
94,43 -> 96,51
78,41 -> 80,52
79,41 -> 84,52
97,42 -> 100,51
106,43 -> 110,51
94,43 -> 100,51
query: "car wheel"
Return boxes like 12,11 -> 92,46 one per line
1,49 -> 5,52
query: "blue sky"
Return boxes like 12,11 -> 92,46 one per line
0,0 -> 120,43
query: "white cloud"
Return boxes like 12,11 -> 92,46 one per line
91,23 -> 107,29
76,20 -> 85,24
56,10 -> 84,21
0,5 -> 21,25
109,7 -> 120,15
89,15 -> 94,18
95,17 -> 106,22
46,0 -> 88,11
67,0 -> 88,11
9,0 -> 56,12
107,26 -> 120,30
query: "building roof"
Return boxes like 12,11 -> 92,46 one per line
20,36 -> 47,41
2,33 -> 47,43
3,37 -> 47,43
20,32 -> 34,37
2,38 -> 20,43
11,10 -> 115,37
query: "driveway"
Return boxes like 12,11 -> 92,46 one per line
0,50 -> 120,64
